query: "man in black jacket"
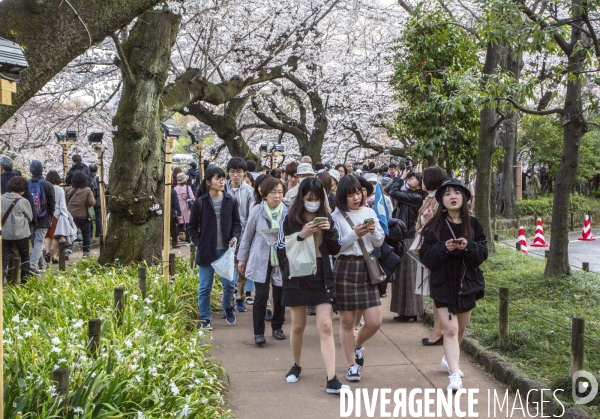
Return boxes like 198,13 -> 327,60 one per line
28,160 -> 55,273
64,154 -> 92,186
89,164 -> 103,237
189,167 -> 241,331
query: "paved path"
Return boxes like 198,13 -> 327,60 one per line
210,293 -> 528,419
503,233 -> 600,273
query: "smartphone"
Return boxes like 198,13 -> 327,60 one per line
312,217 -> 327,225
363,218 -> 374,225
451,239 -> 462,244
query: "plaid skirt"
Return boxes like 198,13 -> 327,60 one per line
333,256 -> 381,311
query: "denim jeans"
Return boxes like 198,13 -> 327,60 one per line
30,228 -> 48,270
198,248 -> 235,321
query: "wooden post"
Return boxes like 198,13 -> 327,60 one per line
138,265 -> 147,300
113,286 -> 125,326
93,144 -> 108,238
545,250 -> 549,259
190,244 -> 197,269
571,317 -> 585,378
12,256 -> 21,286
494,233 -> 499,242
87,319 -> 101,356
57,142 -> 76,179
499,287 -> 509,340
169,252 -> 176,278
52,367 -> 70,404
59,241 -> 66,271
582,262 -> 590,272
516,242 -> 521,251
162,138 -> 174,280
570,212 -> 574,232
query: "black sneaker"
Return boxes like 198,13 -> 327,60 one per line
346,364 -> 361,382
285,363 -> 301,383
265,308 -> 273,322
254,334 -> 266,345
272,329 -> 285,340
225,307 -> 236,324
354,347 -> 365,367
199,320 -> 213,331
326,375 -> 350,394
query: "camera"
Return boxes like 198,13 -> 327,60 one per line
404,157 -> 413,171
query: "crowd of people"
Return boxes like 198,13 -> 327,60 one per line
0,155 -> 102,282
186,155 -> 489,394
0,151 -> 489,393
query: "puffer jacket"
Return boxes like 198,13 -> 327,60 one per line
419,216 -> 488,308
386,177 -> 426,239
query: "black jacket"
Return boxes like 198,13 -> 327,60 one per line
29,175 -> 56,229
188,192 -> 241,267
420,216 -> 488,308
171,188 -> 181,217
65,163 -> 92,186
278,213 -> 341,290
1,171 -> 37,229
386,177 -> 426,239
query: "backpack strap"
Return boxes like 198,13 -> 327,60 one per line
2,198 -> 22,225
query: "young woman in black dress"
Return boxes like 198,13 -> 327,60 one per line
419,178 -> 488,391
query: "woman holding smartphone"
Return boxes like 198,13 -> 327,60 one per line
419,178 -> 488,391
331,176 -> 385,383
278,177 -> 349,394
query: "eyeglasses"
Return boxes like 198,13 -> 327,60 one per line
268,190 -> 284,195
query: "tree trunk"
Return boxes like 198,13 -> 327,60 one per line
499,115 -> 518,218
545,36 -> 587,276
475,42 -> 506,253
0,0 -> 162,126
98,10 -> 181,265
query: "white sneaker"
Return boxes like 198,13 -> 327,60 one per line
441,356 -> 464,378
447,373 -> 462,391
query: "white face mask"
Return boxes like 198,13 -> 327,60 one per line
304,201 -> 320,213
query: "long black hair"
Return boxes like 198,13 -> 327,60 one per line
422,185 -> 473,242
199,167 -> 226,196
335,175 -> 364,211
288,177 -> 329,227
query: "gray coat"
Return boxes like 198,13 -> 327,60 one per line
1,192 -> 33,240
237,202 -> 289,286
226,180 -> 254,233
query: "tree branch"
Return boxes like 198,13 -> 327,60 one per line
512,0 -> 572,55
111,33 -> 136,86
343,121 -> 406,157
494,97 -> 564,116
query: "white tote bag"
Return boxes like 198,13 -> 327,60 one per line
285,233 -> 317,278
211,245 -> 236,280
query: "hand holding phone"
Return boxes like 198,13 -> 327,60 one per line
363,218 -> 374,225
312,217 -> 328,225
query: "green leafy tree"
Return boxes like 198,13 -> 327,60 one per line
389,7 -> 481,173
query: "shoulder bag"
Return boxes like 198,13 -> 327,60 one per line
2,198 -> 22,225
340,210 -> 386,285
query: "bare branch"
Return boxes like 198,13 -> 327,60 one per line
110,33 -> 136,86
494,97 -> 564,116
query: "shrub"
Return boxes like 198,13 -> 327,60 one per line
4,259 -> 230,418
516,195 -> 600,216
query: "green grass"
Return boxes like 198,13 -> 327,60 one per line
471,247 -> 600,413
3,259 -> 230,418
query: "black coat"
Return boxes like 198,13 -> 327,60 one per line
65,163 -> 92,186
171,188 -> 181,217
188,192 -> 241,267
420,216 -> 488,307
386,177 -> 426,239
278,213 -> 340,288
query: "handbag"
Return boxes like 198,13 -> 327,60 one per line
285,232 -> 317,278
340,211 -> 386,285
87,205 -> 96,222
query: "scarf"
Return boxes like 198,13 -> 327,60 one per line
262,200 -> 283,266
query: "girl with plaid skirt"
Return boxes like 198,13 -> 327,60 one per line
331,176 -> 385,383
